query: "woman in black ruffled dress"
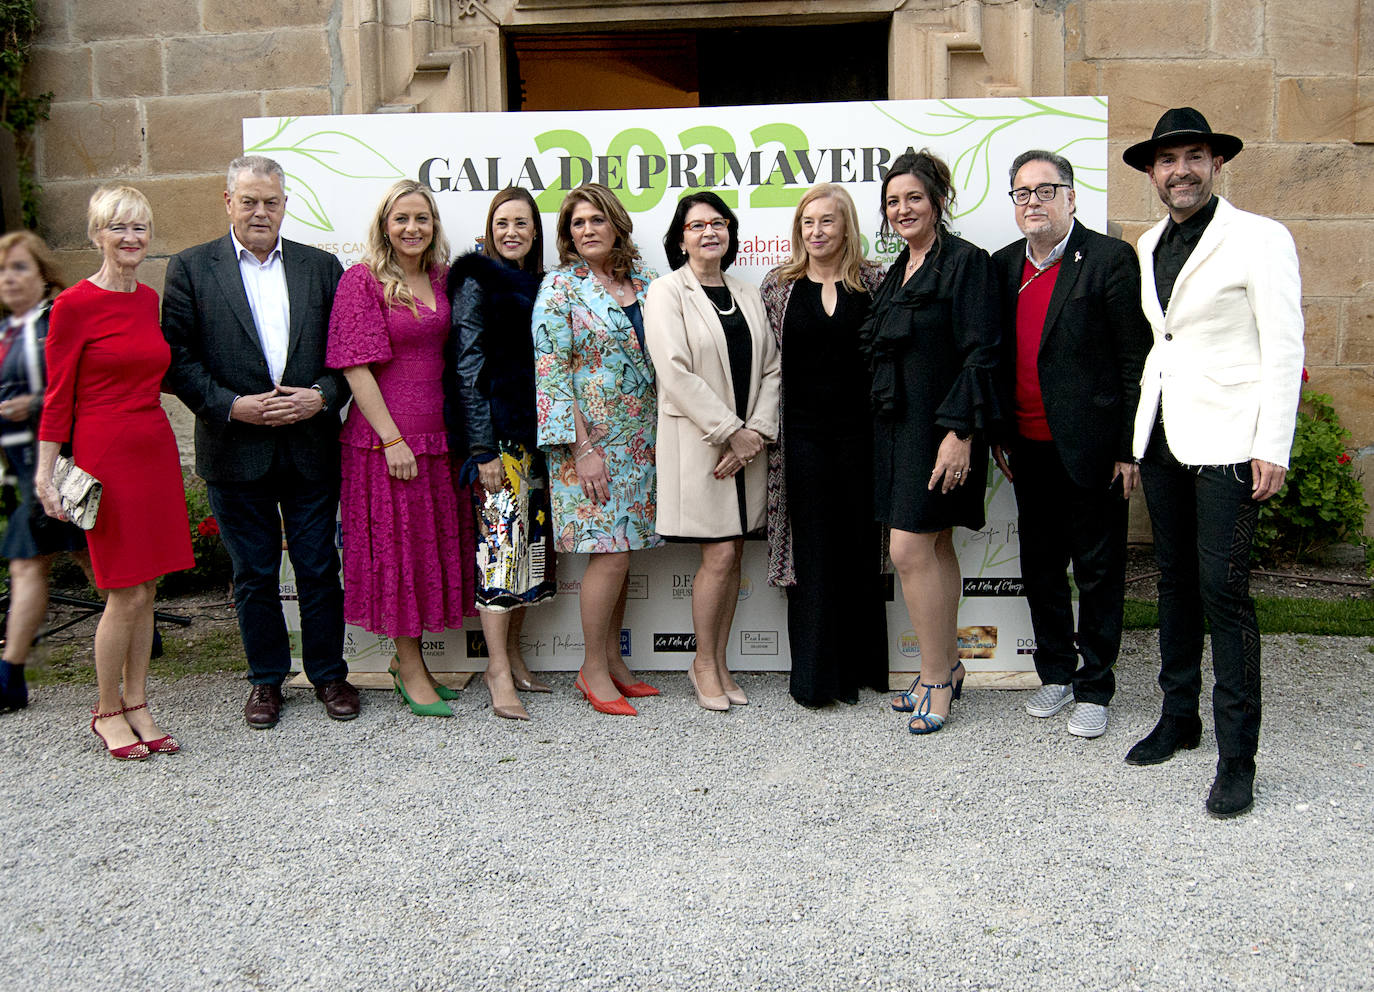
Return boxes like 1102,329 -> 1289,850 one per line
863,150 -> 1001,736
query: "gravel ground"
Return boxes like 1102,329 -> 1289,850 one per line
2,631 -> 1371,992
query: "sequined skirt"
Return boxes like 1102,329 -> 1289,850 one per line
473,440 -> 557,612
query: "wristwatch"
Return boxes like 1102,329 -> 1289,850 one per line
954,429 -> 972,442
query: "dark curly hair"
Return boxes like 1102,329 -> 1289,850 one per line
879,149 -> 955,237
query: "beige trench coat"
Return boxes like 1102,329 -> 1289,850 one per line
643,265 -> 781,539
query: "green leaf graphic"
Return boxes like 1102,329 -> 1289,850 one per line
283,172 -> 333,233
871,99 -> 1108,215
247,118 -> 406,180
280,130 -> 405,179
245,118 -> 297,151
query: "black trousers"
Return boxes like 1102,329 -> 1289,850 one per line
1140,430 -> 1262,758
784,428 -> 888,706
208,452 -> 347,687
1010,438 -> 1127,706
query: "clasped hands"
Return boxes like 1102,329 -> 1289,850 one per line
231,384 -> 323,427
714,427 -> 764,479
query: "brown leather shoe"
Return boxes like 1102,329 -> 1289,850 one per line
244,684 -> 283,729
315,679 -> 360,721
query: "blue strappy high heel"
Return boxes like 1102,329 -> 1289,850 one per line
906,671 -> 959,736
892,661 -> 964,712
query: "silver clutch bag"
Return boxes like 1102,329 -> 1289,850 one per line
52,454 -> 102,530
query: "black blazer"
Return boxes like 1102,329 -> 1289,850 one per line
161,234 -> 349,484
991,221 -> 1151,489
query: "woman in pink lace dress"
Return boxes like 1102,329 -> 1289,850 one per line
327,180 -> 475,717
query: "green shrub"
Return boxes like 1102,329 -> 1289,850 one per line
1,0 -> 54,227
1254,389 -> 1371,570
158,474 -> 233,596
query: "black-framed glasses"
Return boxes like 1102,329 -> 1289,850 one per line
1008,183 -> 1071,205
684,219 -> 729,233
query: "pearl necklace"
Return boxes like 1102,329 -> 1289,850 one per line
704,287 -> 737,316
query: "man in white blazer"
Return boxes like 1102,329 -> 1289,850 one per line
1121,108 -> 1304,818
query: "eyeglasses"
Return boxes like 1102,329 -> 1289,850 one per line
1008,183 -> 1071,205
684,219 -> 729,233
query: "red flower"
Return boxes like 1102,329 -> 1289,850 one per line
1337,453 -> 1351,465
1302,367 -> 1310,382
197,516 -> 220,537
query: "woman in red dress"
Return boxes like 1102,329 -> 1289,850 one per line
36,185 -> 195,761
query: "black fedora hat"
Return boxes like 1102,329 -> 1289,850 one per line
1122,107 -> 1244,171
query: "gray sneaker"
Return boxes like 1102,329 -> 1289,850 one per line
1024,682 -> 1073,718
1067,701 -> 1109,738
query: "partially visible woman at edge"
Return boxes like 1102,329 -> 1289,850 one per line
532,183 -> 662,716
35,186 -> 194,759
0,231 -> 95,714
760,183 -> 889,708
644,192 -> 780,711
447,186 -> 558,722
327,179 -> 475,718
862,150 -> 1001,736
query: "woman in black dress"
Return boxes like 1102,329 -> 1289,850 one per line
863,150 -> 1000,735
0,231 -> 92,713
761,183 -> 888,707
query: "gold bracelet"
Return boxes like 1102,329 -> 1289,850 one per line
373,435 -> 405,450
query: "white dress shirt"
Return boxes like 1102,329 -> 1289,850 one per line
230,229 -> 291,383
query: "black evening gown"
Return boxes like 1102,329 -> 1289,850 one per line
864,234 -> 1001,533
781,279 -> 889,706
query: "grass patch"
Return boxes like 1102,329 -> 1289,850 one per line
1124,596 -> 1374,636
24,643 -> 94,688
152,628 -> 247,679
23,628 -> 247,687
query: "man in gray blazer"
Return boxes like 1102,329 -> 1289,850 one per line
1122,109 -> 1304,818
163,155 -> 356,729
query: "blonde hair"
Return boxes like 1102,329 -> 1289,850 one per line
0,231 -> 67,310
86,185 -> 153,245
775,184 -> 868,292
554,183 -> 640,282
361,180 -> 451,315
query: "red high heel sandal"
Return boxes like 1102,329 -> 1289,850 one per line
122,701 -> 180,754
574,671 -> 637,716
90,707 -> 151,761
610,674 -> 660,698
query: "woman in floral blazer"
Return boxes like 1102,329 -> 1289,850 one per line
532,183 -> 662,715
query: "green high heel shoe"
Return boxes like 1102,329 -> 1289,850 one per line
390,666 -> 453,718
389,659 -> 459,701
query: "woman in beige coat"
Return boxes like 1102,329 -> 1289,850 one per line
644,192 -> 780,711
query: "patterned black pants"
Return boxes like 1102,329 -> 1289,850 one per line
1140,431 -> 1262,758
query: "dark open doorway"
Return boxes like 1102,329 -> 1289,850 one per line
508,21 -> 889,111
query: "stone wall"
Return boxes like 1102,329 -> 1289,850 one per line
26,0 -> 341,296
1064,0 -> 1374,529
20,0 -> 1374,528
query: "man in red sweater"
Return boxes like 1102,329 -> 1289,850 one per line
991,150 -> 1151,740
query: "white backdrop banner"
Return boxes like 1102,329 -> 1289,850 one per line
248,96 -> 1109,673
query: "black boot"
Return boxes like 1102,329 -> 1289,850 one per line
1124,713 -> 1202,765
1207,757 -> 1256,818
0,661 -> 28,712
